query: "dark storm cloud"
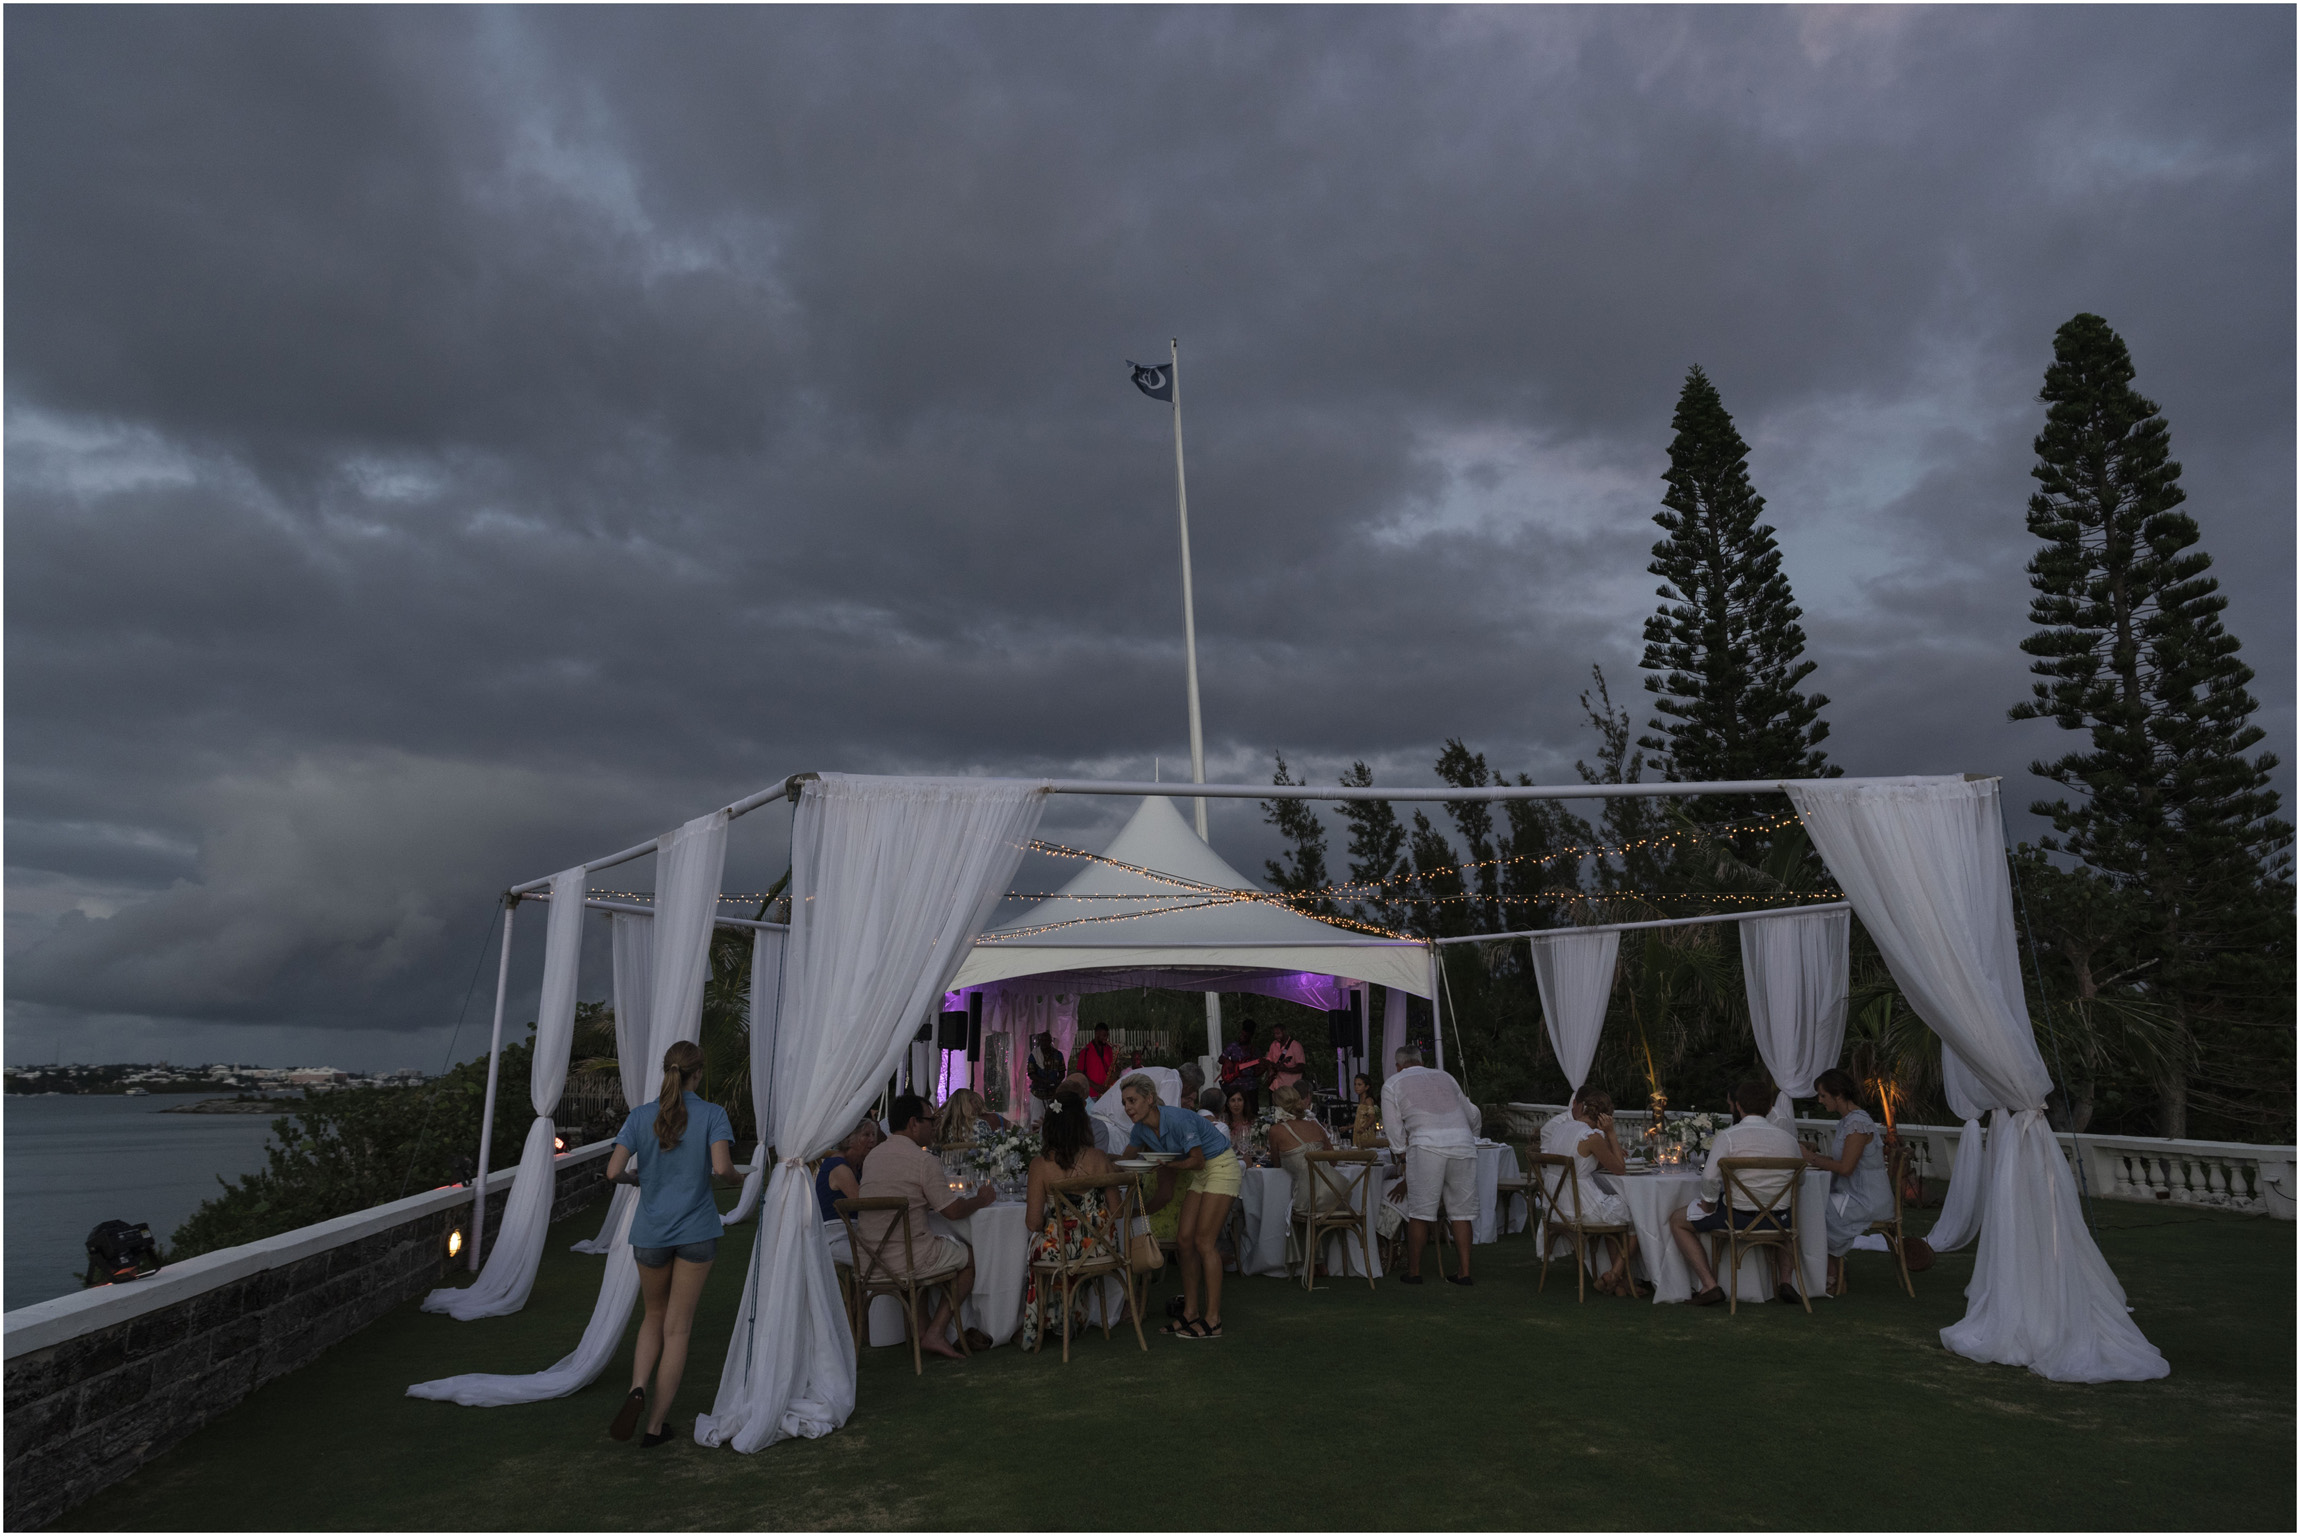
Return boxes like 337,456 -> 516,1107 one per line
7,6 -> 2291,1067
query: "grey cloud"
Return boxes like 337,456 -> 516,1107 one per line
6,6 -> 2290,1067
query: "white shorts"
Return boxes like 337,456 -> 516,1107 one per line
1402,1146 -> 1477,1222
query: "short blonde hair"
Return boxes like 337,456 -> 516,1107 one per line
1117,1072 -> 1161,1105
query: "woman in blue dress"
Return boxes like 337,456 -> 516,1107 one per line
604,1040 -> 736,1445
1802,1067 -> 1894,1295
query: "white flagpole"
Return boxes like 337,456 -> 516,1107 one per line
1167,337 -> 1224,1070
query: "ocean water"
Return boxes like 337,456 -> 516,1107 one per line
4,1094 -> 284,1311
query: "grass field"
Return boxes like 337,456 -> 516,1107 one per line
59,1195 -> 2295,1531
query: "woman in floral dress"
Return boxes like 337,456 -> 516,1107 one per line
1020,1089 -> 1123,1351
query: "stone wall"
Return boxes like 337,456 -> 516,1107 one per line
4,1144 -> 610,1530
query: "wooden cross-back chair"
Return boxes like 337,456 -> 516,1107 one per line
1029,1175 -> 1149,1362
1290,1149 -> 1379,1291
833,1195 -> 973,1376
1851,1141 -> 1917,1298
1531,1152 -> 1633,1303
1710,1156 -> 1810,1314
1492,1143 -> 1536,1239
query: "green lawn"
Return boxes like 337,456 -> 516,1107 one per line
61,1196 -> 2295,1532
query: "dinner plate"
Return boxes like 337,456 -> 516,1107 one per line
1137,1152 -> 1180,1163
1114,1159 -> 1154,1170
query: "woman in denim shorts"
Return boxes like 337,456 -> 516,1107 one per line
605,1040 -> 735,1446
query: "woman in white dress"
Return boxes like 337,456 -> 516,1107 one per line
1265,1085 -> 1343,1216
1804,1068 -> 1895,1294
1537,1089 -> 1642,1296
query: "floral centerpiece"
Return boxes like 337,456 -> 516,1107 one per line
1668,1111 -> 1722,1161
1248,1106 -> 1286,1165
948,1125 -> 1041,1191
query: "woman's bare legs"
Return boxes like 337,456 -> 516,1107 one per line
645,1258 -> 714,1433
631,1259 -> 672,1393
1177,1191 -> 1234,1328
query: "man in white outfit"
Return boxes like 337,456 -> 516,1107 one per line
1380,1043 -> 1481,1285
1668,1080 -> 1803,1306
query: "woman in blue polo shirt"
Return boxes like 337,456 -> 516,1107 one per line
604,1040 -> 735,1446
1120,1072 -> 1240,1340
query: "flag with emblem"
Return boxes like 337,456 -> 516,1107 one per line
1127,359 -> 1174,402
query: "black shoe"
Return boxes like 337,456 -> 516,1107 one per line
1446,1274 -> 1475,1286
608,1387 -> 645,1441
1165,1294 -> 1188,1320
1400,1272 -> 1425,1285
1776,1284 -> 1803,1306
639,1421 -> 681,1448
1691,1285 -> 1726,1307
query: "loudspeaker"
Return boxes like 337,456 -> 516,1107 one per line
1326,1006 -> 1363,1053
937,1010 -> 970,1049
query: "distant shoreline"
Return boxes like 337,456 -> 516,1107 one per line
161,1098 -> 288,1115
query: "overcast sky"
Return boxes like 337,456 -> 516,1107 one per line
7,6 -> 2291,1070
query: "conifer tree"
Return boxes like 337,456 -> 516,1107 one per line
1336,763 -> 1409,930
1640,367 -> 1834,794
2009,312 -> 2290,1137
1261,753 -> 1337,917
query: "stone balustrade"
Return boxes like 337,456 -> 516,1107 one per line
1502,1104 -> 2295,1220
3,1140 -> 615,1530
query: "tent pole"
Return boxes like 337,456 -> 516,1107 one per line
469,897 -> 515,1270
1169,337 -> 1224,1077
1427,946 -> 1444,1074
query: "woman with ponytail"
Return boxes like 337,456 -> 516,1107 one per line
603,1039 -> 735,1446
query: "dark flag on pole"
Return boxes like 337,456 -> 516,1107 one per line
1127,359 -> 1174,402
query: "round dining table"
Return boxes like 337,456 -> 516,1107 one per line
1576,1166 -> 1829,1303
864,1197 -> 1032,1348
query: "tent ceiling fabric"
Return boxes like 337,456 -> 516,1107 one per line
948,794 -> 1431,998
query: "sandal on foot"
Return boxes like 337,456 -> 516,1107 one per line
1159,1317 -> 1199,1336
608,1387 -> 645,1441
1177,1318 -> 1221,1340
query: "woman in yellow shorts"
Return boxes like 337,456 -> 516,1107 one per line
1119,1073 -> 1240,1340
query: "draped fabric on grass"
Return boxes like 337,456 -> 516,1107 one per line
1739,906 -> 1850,1131
409,813 -> 729,1406
1925,1046 -> 1991,1253
720,927 -> 785,1227
1787,777 -> 2166,1384
1527,929 -> 1620,1096
424,867 -> 587,1319
573,914 -> 657,1254
697,775 -> 1045,1452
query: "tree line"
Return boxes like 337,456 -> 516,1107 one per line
1259,317 -> 2291,1142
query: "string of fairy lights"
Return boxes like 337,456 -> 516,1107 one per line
580,808 -> 1833,943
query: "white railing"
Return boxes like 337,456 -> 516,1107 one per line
1500,1104 -> 2295,1220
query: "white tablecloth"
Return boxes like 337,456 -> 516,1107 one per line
866,1199 -> 1030,1347
1583,1167 -> 1828,1304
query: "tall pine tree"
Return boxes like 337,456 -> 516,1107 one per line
1336,762 -> 1410,930
2009,313 -> 2289,1138
1261,753 -> 1338,917
1640,367 -> 1834,798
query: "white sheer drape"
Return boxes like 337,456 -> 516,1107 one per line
573,913 -> 656,1254
721,927 -> 785,1226
1380,987 -> 1409,1072
697,775 -> 1045,1452
1528,929 -> 1620,1095
1739,907 -> 1850,1130
410,812 -> 730,1405
1788,777 -> 2166,1383
1925,1046 -> 1990,1252
424,867 -> 586,1319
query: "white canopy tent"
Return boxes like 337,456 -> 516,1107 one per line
413,767 -> 2165,1453
944,794 -> 1433,1104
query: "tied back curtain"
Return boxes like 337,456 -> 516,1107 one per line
698,775 -> 1046,1453
410,812 -> 729,1406
1528,930 -> 1621,1095
721,927 -> 786,1227
424,867 -> 587,1320
1739,907 -> 1850,1127
573,914 -> 656,1255
1787,777 -> 2166,1383
1925,1046 -> 1991,1252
